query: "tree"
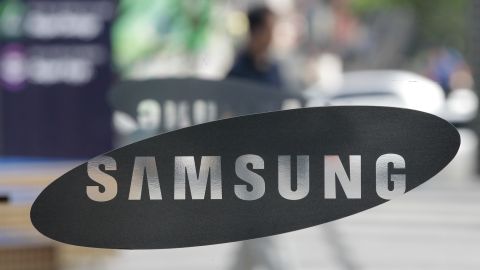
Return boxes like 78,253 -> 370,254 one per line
350,0 -> 470,52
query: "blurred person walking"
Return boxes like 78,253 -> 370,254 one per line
228,5 -> 292,270
227,5 -> 284,90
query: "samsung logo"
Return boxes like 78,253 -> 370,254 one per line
31,106 -> 460,249
87,154 -> 405,202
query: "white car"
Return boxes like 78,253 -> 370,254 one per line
305,70 -> 478,125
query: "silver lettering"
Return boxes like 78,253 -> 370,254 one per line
174,156 -> 222,200
376,154 -> 406,199
129,157 -> 162,200
278,156 -> 310,200
235,155 -> 265,201
325,155 -> 361,199
87,156 -> 118,202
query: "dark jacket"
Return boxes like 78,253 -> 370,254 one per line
227,51 -> 284,89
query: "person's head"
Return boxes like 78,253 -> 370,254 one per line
247,5 -> 276,56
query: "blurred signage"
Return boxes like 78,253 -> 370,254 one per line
0,0 -> 115,157
109,78 -> 305,145
31,106 -> 460,249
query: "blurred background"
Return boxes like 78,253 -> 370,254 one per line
1,0 -> 480,269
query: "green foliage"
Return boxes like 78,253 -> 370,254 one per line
112,0 -> 213,72
351,0 -> 470,51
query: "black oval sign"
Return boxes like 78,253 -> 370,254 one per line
110,78 -> 304,127
31,107 -> 460,249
